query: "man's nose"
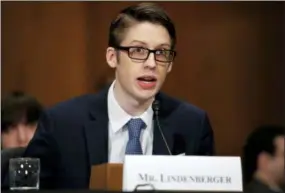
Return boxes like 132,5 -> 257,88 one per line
144,53 -> 157,68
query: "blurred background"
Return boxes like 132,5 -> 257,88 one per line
2,1 -> 284,156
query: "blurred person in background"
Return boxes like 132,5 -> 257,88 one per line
242,125 -> 284,193
1,91 -> 43,149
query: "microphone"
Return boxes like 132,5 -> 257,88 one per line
152,100 -> 172,155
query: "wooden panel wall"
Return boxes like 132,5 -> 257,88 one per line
2,2 -> 88,105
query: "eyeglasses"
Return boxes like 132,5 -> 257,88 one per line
115,46 -> 176,63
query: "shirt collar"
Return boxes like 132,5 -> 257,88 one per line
107,80 -> 153,133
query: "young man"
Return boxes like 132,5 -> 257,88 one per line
19,3 -> 214,189
243,125 -> 284,193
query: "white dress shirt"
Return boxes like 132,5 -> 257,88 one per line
107,81 -> 154,163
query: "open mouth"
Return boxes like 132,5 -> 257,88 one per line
136,76 -> 157,90
137,76 -> 157,82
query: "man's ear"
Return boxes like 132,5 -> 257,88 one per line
167,62 -> 173,73
106,47 -> 117,68
258,152 -> 271,169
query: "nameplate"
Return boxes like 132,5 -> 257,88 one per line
123,155 -> 243,192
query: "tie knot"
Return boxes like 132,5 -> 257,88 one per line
127,118 -> 146,139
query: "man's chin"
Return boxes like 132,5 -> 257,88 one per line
134,89 -> 157,102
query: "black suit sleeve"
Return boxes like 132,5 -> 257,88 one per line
23,110 -> 60,189
197,113 -> 215,155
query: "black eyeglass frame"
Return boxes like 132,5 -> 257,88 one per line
114,46 -> 177,63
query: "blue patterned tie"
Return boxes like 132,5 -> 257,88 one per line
125,118 -> 146,155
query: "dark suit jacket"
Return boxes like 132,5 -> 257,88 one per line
8,88 -> 214,189
244,178 -> 284,193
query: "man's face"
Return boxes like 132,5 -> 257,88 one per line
106,22 -> 173,102
1,123 -> 37,149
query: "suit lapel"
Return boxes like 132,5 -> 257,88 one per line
152,92 -> 178,155
152,118 -> 174,155
84,88 -> 109,166
83,88 -> 180,162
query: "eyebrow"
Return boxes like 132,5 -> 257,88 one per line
129,40 -> 171,49
129,40 -> 147,46
158,44 -> 171,49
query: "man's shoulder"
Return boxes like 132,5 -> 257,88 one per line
179,99 -> 206,115
49,94 -> 95,112
244,179 -> 278,193
45,92 -> 103,121
158,92 -> 206,118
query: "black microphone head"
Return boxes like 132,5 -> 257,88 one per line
152,100 -> 160,112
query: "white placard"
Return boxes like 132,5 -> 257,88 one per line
123,155 -> 243,192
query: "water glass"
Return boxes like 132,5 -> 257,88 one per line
9,158 -> 40,190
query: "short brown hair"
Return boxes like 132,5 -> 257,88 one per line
108,3 -> 176,49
